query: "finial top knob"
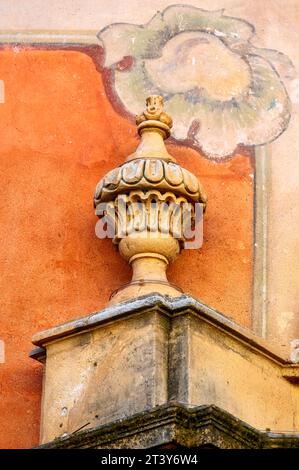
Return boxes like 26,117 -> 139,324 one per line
136,95 -> 173,138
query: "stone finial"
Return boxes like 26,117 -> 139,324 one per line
136,95 -> 173,139
94,96 -> 207,305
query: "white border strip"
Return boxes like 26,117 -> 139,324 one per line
253,145 -> 270,338
0,30 -> 100,44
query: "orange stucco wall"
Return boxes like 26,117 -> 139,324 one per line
0,47 -> 253,448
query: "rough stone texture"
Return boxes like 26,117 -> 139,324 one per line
37,404 -> 299,449
33,294 -> 299,445
185,314 -> 299,431
40,309 -> 169,443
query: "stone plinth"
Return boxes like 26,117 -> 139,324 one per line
31,294 -> 299,447
38,310 -> 168,443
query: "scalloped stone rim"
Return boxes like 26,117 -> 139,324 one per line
94,158 -> 208,207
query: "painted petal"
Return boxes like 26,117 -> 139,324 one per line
194,102 -> 239,157
99,13 -> 168,66
164,54 -> 290,158
99,23 -> 142,67
114,63 -> 159,115
144,31 -> 251,100
100,5 -> 292,160
99,6 -> 255,67
249,46 -> 296,81
165,94 -> 197,140
165,95 -> 236,158
240,55 -> 290,145
163,5 -> 254,47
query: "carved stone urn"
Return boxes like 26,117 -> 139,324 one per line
94,96 -> 207,304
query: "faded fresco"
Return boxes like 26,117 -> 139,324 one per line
99,4 -> 295,159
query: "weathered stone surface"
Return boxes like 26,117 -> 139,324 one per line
32,294 -> 299,446
37,404 -> 299,449
93,96 -> 207,305
168,306 -> 299,431
94,159 -> 207,205
39,309 -> 169,443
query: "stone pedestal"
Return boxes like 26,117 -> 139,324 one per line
31,294 -> 299,448
37,308 -> 169,443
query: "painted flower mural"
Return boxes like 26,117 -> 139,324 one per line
98,5 -> 294,160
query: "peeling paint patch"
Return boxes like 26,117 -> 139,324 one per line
290,339 -> 299,363
0,80 -> 4,103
